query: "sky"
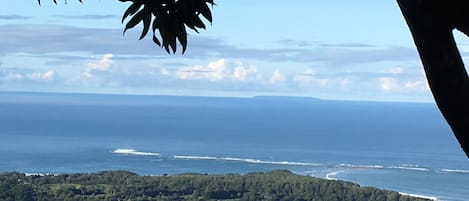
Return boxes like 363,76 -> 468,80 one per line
1,0 -> 469,102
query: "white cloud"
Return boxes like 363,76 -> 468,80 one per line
177,59 -> 228,81
160,68 -> 170,76
294,75 -> 329,87
405,80 -> 430,91
4,72 -> 23,81
270,69 -> 286,84
82,54 -> 113,78
207,59 -> 228,80
2,70 -> 55,81
379,77 -> 398,91
233,66 -> 257,81
293,69 -> 329,87
339,77 -> 355,88
29,70 -> 55,81
176,59 -> 258,82
303,68 -> 318,76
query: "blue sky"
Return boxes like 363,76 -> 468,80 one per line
1,0 -> 469,102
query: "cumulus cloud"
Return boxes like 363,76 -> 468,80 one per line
4,72 -> 23,81
379,77 -> 399,91
1,70 -> 55,82
269,69 -> 286,84
377,71 -> 429,92
29,70 -> 55,81
176,59 -> 258,82
82,54 -> 113,78
160,68 -> 170,76
405,80 -> 430,91
293,68 -> 329,87
233,66 -> 257,81
177,59 -> 228,81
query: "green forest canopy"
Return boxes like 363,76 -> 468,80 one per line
0,170 -> 431,201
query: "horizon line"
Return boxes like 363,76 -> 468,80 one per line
0,90 -> 434,104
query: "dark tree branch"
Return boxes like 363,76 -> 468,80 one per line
397,0 -> 469,157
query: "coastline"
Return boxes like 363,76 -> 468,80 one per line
325,170 -> 439,201
399,192 -> 438,201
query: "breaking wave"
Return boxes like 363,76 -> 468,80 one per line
113,149 -> 161,156
219,157 -> 321,166
440,169 -> 469,174
174,155 -> 320,166
174,155 -> 217,160
390,164 -> 430,172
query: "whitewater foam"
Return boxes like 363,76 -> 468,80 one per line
337,164 -> 385,169
113,149 -> 161,156
390,165 -> 430,172
219,157 -> 320,166
440,169 -> 469,174
174,155 -> 217,160
399,192 -> 438,201
172,155 -> 319,166
326,170 -> 345,181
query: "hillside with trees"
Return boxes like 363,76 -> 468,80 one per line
0,170 -> 429,201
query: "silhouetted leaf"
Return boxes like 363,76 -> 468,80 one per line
196,0 -> 213,22
152,17 -> 162,46
123,9 -> 145,34
152,34 -> 162,46
169,17 -> 178,53
177,23 -> 188,53
139,7 -> 152,40
122,2 -> 142,23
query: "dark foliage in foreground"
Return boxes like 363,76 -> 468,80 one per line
0,170 -> 429,201
37,0 -> 214,54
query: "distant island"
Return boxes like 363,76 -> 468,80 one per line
0,170 -> 431,201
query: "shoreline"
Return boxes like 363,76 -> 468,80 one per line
324,170 -> 438,201
399,192 -> 438,201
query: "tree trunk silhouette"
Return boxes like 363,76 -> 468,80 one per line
397,0 -> 469,157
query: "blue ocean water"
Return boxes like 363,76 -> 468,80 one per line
0,92 -> 468,200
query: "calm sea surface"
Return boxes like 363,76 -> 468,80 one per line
0,92 -> 468,200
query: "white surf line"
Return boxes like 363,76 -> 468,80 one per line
219,157 -> 320,166
173,155 -> 320,166
399,192 -> 438,201
338,164 -> 385,169
325,170 -> 344,181
440,169 -> 469,174
174,155 -> 218,160
390,166 -> 430,172
113,149 -> 161,156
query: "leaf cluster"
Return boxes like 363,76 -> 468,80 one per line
120,0 -> 214,54
37,0 -> 214,54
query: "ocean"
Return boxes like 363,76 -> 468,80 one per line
0,92 -> 468,200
